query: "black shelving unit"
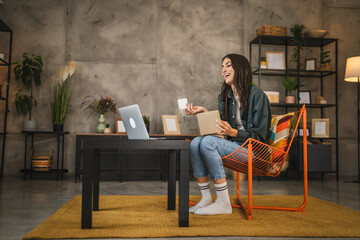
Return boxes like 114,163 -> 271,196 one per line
0,19 -> 12,179
250,35 -> 338,181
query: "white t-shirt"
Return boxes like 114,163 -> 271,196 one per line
234,96 -> 245,131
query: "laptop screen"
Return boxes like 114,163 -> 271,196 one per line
118,104 -> 150,140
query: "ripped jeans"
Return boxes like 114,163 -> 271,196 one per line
190,135 -> 247,180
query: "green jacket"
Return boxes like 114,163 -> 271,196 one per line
218,85 -> 272,143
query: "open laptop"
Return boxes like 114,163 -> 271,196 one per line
197,110 -> 221,136
118,104 -> 150,140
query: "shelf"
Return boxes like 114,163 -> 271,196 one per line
22,130 -> 70,134
20,169 -> 68,173
310,137 -> 337,140
0,19 -> 12,179
271,103 -> 336,108
250,35 -> 337,47
250,34 -> 338,181
253,69 -> 336,77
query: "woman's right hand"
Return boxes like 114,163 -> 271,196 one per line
184,103 -> 208,115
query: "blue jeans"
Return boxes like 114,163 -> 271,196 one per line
190,135 -> 245,180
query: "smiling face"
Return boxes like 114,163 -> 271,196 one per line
222,57 -> 235,86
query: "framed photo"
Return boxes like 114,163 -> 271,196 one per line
298,128 -> 310,137
312,118 -> 330,138
299,91 -> 311,104
115,118 -> 126,134
305,58 -> 316,71
162,115 -> 181,135
266,52 -> 285,70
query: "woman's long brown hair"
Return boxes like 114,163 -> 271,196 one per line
220,54 -> 252,120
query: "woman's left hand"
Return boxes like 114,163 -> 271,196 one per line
216,120 -> 238,137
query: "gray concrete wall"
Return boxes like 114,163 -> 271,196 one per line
0,0 -> 359,177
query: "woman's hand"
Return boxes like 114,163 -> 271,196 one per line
184,103 -> 208,115
216,120 -> 238,137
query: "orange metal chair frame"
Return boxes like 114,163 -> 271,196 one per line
222,105 -> 308,220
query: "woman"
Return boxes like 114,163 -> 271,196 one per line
185,54 -> 271,215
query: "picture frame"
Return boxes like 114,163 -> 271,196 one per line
266,51 -> 285,70
298,128 -> 310,138
115,118 -> 126,134
162,115 -> 181,135
312,118 -> 330,138
305,58 -> 316,71
299,91 -> 311,104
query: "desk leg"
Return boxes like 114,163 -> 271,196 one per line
93,148 -> 100,211
167,150 -> 176,210
81,148 -> 93,229
179,149 -> 189,227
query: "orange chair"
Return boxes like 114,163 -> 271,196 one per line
222,105 -> 308,220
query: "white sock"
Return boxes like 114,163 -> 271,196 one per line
194,181 -> 232,215
189,181 -> 212,213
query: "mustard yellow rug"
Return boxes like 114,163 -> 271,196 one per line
23,195 -> 360,239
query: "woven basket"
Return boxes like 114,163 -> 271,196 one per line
256,25 -> 287,36
31,149 -> 54,171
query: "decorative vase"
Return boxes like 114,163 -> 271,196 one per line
285,96 -> 295,104
97,114 -> 106,133
53,124 -> 63,132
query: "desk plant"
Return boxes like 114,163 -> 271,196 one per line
13,53 -> 43,131
50,61 -> 76,132
143,115 -> 150,133
82,96 -> 117,133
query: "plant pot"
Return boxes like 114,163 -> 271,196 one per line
53,124 -> 64,132
145,123 -> 150,133
285,96 -> 295,104
320,63 -> 332,71
23,120 -> 37,131
104,128 -> 111,134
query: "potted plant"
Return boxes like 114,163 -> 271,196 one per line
50,61 -> 75,132
320,50 -> 332,71
82,96 -> 117,133
283,75 -> 298,103
13,53 -> 43,131
143,115 -> 150,133
104,123 -> 111,134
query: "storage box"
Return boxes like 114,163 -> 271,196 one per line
264,91 -> 279,103
256,25 -> 287,37
31,149 -> 54,171
290,143 -> 332,172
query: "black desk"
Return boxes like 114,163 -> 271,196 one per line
81,137 -> 190,228
22,131 -> 69,180
75,134 -> 196,182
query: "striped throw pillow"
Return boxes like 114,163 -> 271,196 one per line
269,112 -> 294,153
